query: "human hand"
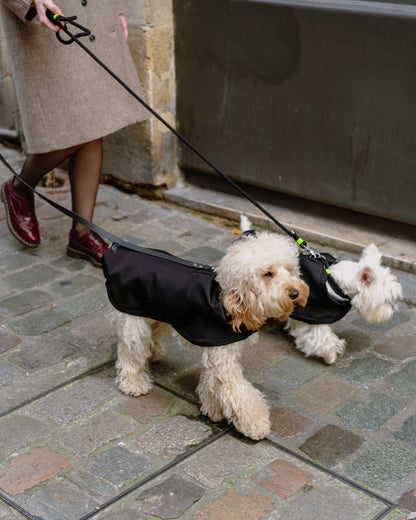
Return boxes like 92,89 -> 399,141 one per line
33,0 -> 63,32
119,14 -> 128,40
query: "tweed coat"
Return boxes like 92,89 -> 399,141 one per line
0,0 -> 149,153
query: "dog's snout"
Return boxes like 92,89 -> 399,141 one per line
289,289 -> 299,300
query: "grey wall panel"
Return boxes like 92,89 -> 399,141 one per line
174,0 -> 416,225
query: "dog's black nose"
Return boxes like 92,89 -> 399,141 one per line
289,289 -> 299,300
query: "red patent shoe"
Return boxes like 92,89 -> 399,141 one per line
67,228 -> 108,267
1,178 -> 40,248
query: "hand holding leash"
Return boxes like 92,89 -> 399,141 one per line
34,1 -> 63,32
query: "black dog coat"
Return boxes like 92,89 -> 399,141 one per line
291,253 -> 351,325
102,244 -> 254,347
102,243 -> 352,348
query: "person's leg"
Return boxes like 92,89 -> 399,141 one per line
66,138 -> 108,267
2,144 -> 82,247
67,138 -> 103,236
13,145 -> 82,195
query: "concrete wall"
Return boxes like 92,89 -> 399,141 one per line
0,0 -> 178,194
174,0 -> 416,225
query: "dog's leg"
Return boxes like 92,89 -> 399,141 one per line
197,344 -> 271,440
197,362 -> 225,424
286,318 -> 346,365
115,316 -> 154,396
149,321 -> 169,362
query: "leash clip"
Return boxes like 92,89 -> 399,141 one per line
292,231 -> 335,264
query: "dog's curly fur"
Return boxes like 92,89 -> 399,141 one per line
110,228 -> 309,440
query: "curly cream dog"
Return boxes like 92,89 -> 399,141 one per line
109,226 -> 309,440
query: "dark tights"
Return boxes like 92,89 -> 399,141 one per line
13,139 -> 103,237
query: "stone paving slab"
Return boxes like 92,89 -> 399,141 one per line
71,437 -> 394,520
0,501 -> 28,520
1,142 -> 415,520
0,447 -> 70,495
0,376 -> 210,517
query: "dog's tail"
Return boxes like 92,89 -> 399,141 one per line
240,214 -> 253,234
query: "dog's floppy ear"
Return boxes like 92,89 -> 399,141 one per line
223,290 -> 265,332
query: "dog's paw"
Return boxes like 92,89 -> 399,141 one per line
232,388 -> 271,440
201,405 -> 224,424
290,323 -> 346,365
234,414 -> 271,440
322,337 -> 346,365
117,373 -> 153,396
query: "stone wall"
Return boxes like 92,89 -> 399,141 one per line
0,20 -> 18,139
0,0 -> 178,193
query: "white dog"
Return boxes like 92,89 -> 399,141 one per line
285,242 -> 403,364
108,219 -> 309,440
232,216 -> 402,366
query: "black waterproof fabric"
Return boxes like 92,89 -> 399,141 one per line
290,253 -> 352,325
102,244 -> 352,348
102,244 -> 254,347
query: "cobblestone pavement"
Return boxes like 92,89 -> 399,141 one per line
0,141 -> 415,520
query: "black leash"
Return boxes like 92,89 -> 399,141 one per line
44,11 -> 315,252
0,153 -> 209,269
1,10 -> 350,300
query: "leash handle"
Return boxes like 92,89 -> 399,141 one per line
46,9 -> 91,44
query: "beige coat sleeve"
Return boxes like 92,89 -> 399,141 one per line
115,0 -> 127,15
0,0 -> 33,21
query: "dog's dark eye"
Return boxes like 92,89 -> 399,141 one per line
263,271 -> 274,278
